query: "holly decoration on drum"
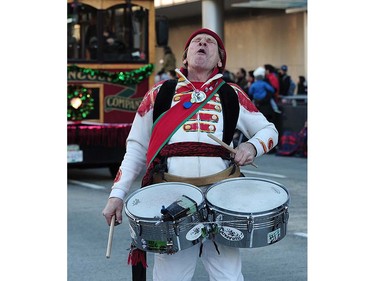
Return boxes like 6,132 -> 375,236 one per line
67,85 -> 94,121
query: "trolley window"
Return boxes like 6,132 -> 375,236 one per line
67,2 -> 149,63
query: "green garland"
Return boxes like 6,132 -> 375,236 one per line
67,85 -> 94,121
67,63 -> 154,86
67,64 -> 154,120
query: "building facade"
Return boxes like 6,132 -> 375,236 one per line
155,0 -> 307,84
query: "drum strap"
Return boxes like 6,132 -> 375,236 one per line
153,164 -> 241,186
142,142 -> 232,187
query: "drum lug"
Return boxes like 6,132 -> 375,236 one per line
136,220 -> 142,236
166,239 -> 174,254
200,206 -> 209,221
163,222 -> 177,254
173,222 -> 180,236
283,206 -> 289,223
247,215 -> 254,233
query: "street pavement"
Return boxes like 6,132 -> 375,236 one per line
68,153 -> 307,280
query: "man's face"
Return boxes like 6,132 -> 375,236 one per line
186,33 -> 221,71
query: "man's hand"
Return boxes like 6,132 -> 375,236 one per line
232,142 -> 257,166
102,197 -> 124,226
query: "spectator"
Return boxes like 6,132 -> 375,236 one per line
222,69 -> 235,83
85,18 -> 117,59
102,26 -> 116,53
264,64 -> 283,146
156,46 -> 177,83
235,67 -> 248,92
249,66 -> 280,122
246,70 -> 255,91
297,75 -> 308,95
264,64 -> 280,102
278,65 -> 295,96
160,46 -> 176,73
85,15 -> 98,59
233,69 -> 255,147
250,66 -> 283,153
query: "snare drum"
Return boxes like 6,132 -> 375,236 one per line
125,182 -> 205,254
205,177 -> 290,248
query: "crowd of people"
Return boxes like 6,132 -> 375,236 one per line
225,64 -> 307,99
223,64 -> 307,153
155,47 -> 308,103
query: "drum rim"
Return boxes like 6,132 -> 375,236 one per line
125,182 -> 203,203
206,177 -> 289,192
207,201 -> 289,217
124,182 -> 205,219
205,177 -> 290,216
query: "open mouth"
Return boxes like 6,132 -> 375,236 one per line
197,48 -> 206,54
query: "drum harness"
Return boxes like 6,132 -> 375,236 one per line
142,78 -> 241,187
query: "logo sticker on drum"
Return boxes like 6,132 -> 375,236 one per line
267,228 -> 281,244
131,198 -> 140,206
186,223 -> 204,241
219,226 -> 244,242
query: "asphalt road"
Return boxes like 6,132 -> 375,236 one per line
68,153 -> 307,281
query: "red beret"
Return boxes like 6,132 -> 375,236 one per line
184,28 -> 226,72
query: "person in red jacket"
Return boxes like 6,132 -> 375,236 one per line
264,64 -> 280,102
264,64 -> 282,150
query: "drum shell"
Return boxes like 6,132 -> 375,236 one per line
124,182 -> 206,254
205,177 -> 290,248
126,210 -> 203,253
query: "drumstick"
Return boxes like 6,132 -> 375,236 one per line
106,216 -> 116,258
207,133 -> 258,168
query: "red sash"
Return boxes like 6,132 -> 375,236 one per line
146,79 -> 225,166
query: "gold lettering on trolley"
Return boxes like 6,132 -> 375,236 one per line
77,72 -> 87,80
105,96 -> 143,112
68,70 -> 112,83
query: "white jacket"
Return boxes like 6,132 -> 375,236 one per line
109,71 -> 278,200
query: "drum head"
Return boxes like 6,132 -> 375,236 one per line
125,182 -> 204,219
206,177 -> 289,213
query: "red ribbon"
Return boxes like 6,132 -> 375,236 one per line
146,80 -> 225,166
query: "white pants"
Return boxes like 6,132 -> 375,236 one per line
152,241 -> 244,281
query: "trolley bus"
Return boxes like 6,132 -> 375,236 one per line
67,0 -> 157,177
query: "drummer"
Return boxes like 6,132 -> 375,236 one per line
102,28 -> 278,281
